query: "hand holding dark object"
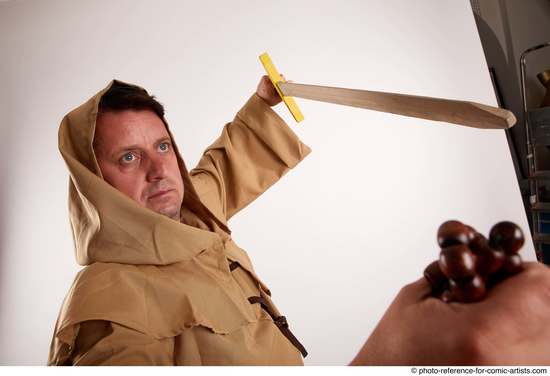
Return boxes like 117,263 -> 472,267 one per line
350,262 -> 550,365
424,220 -> 525,303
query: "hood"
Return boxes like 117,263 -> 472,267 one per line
58,79 -> 230,266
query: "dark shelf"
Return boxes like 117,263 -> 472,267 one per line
533,233 -> 550,244
528,171 -> 550,180
532,202 -> 550,211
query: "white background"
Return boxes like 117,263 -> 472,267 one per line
0,0 -> 535,365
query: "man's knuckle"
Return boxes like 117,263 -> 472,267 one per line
397,281 -> 418,298
398,283 -> 412,296
525,265 -> 550,305
454,323 -> 495,364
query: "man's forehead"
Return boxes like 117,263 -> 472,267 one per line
94,109 -> 170,148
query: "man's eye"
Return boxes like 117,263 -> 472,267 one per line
120,152 -> 136,164
159,142 -> 170,153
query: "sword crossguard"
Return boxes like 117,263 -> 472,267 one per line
259,52 -> 304,123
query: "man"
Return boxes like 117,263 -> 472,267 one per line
49,76 -> 310,365
49,77 -> 550,365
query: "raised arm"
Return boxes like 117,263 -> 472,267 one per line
190,76 -> 311,222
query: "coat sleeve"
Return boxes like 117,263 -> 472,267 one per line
50,320 -> 174,366
190,93 -> 312,222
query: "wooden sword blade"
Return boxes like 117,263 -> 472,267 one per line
277,82 -> 516,130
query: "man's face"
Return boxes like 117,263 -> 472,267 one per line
93,110 -> 184,221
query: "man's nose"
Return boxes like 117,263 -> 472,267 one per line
146,155 -> 168,182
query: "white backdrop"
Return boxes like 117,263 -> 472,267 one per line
0,0 -> 534,365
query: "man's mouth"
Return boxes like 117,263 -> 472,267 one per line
148,189 -> 174,200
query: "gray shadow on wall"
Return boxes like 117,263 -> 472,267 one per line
0,80 -> 15,330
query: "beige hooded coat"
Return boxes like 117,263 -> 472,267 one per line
48,80 -> 312,365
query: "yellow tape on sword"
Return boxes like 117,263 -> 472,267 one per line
259,52 -> 304,123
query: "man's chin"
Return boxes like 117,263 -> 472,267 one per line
150,205 -> 181,221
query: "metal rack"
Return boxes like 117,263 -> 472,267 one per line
520,41 -> 550,263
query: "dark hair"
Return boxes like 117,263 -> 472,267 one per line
98,81 -> 165,118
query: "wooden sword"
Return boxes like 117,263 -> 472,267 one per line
259,53 -> 516,130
